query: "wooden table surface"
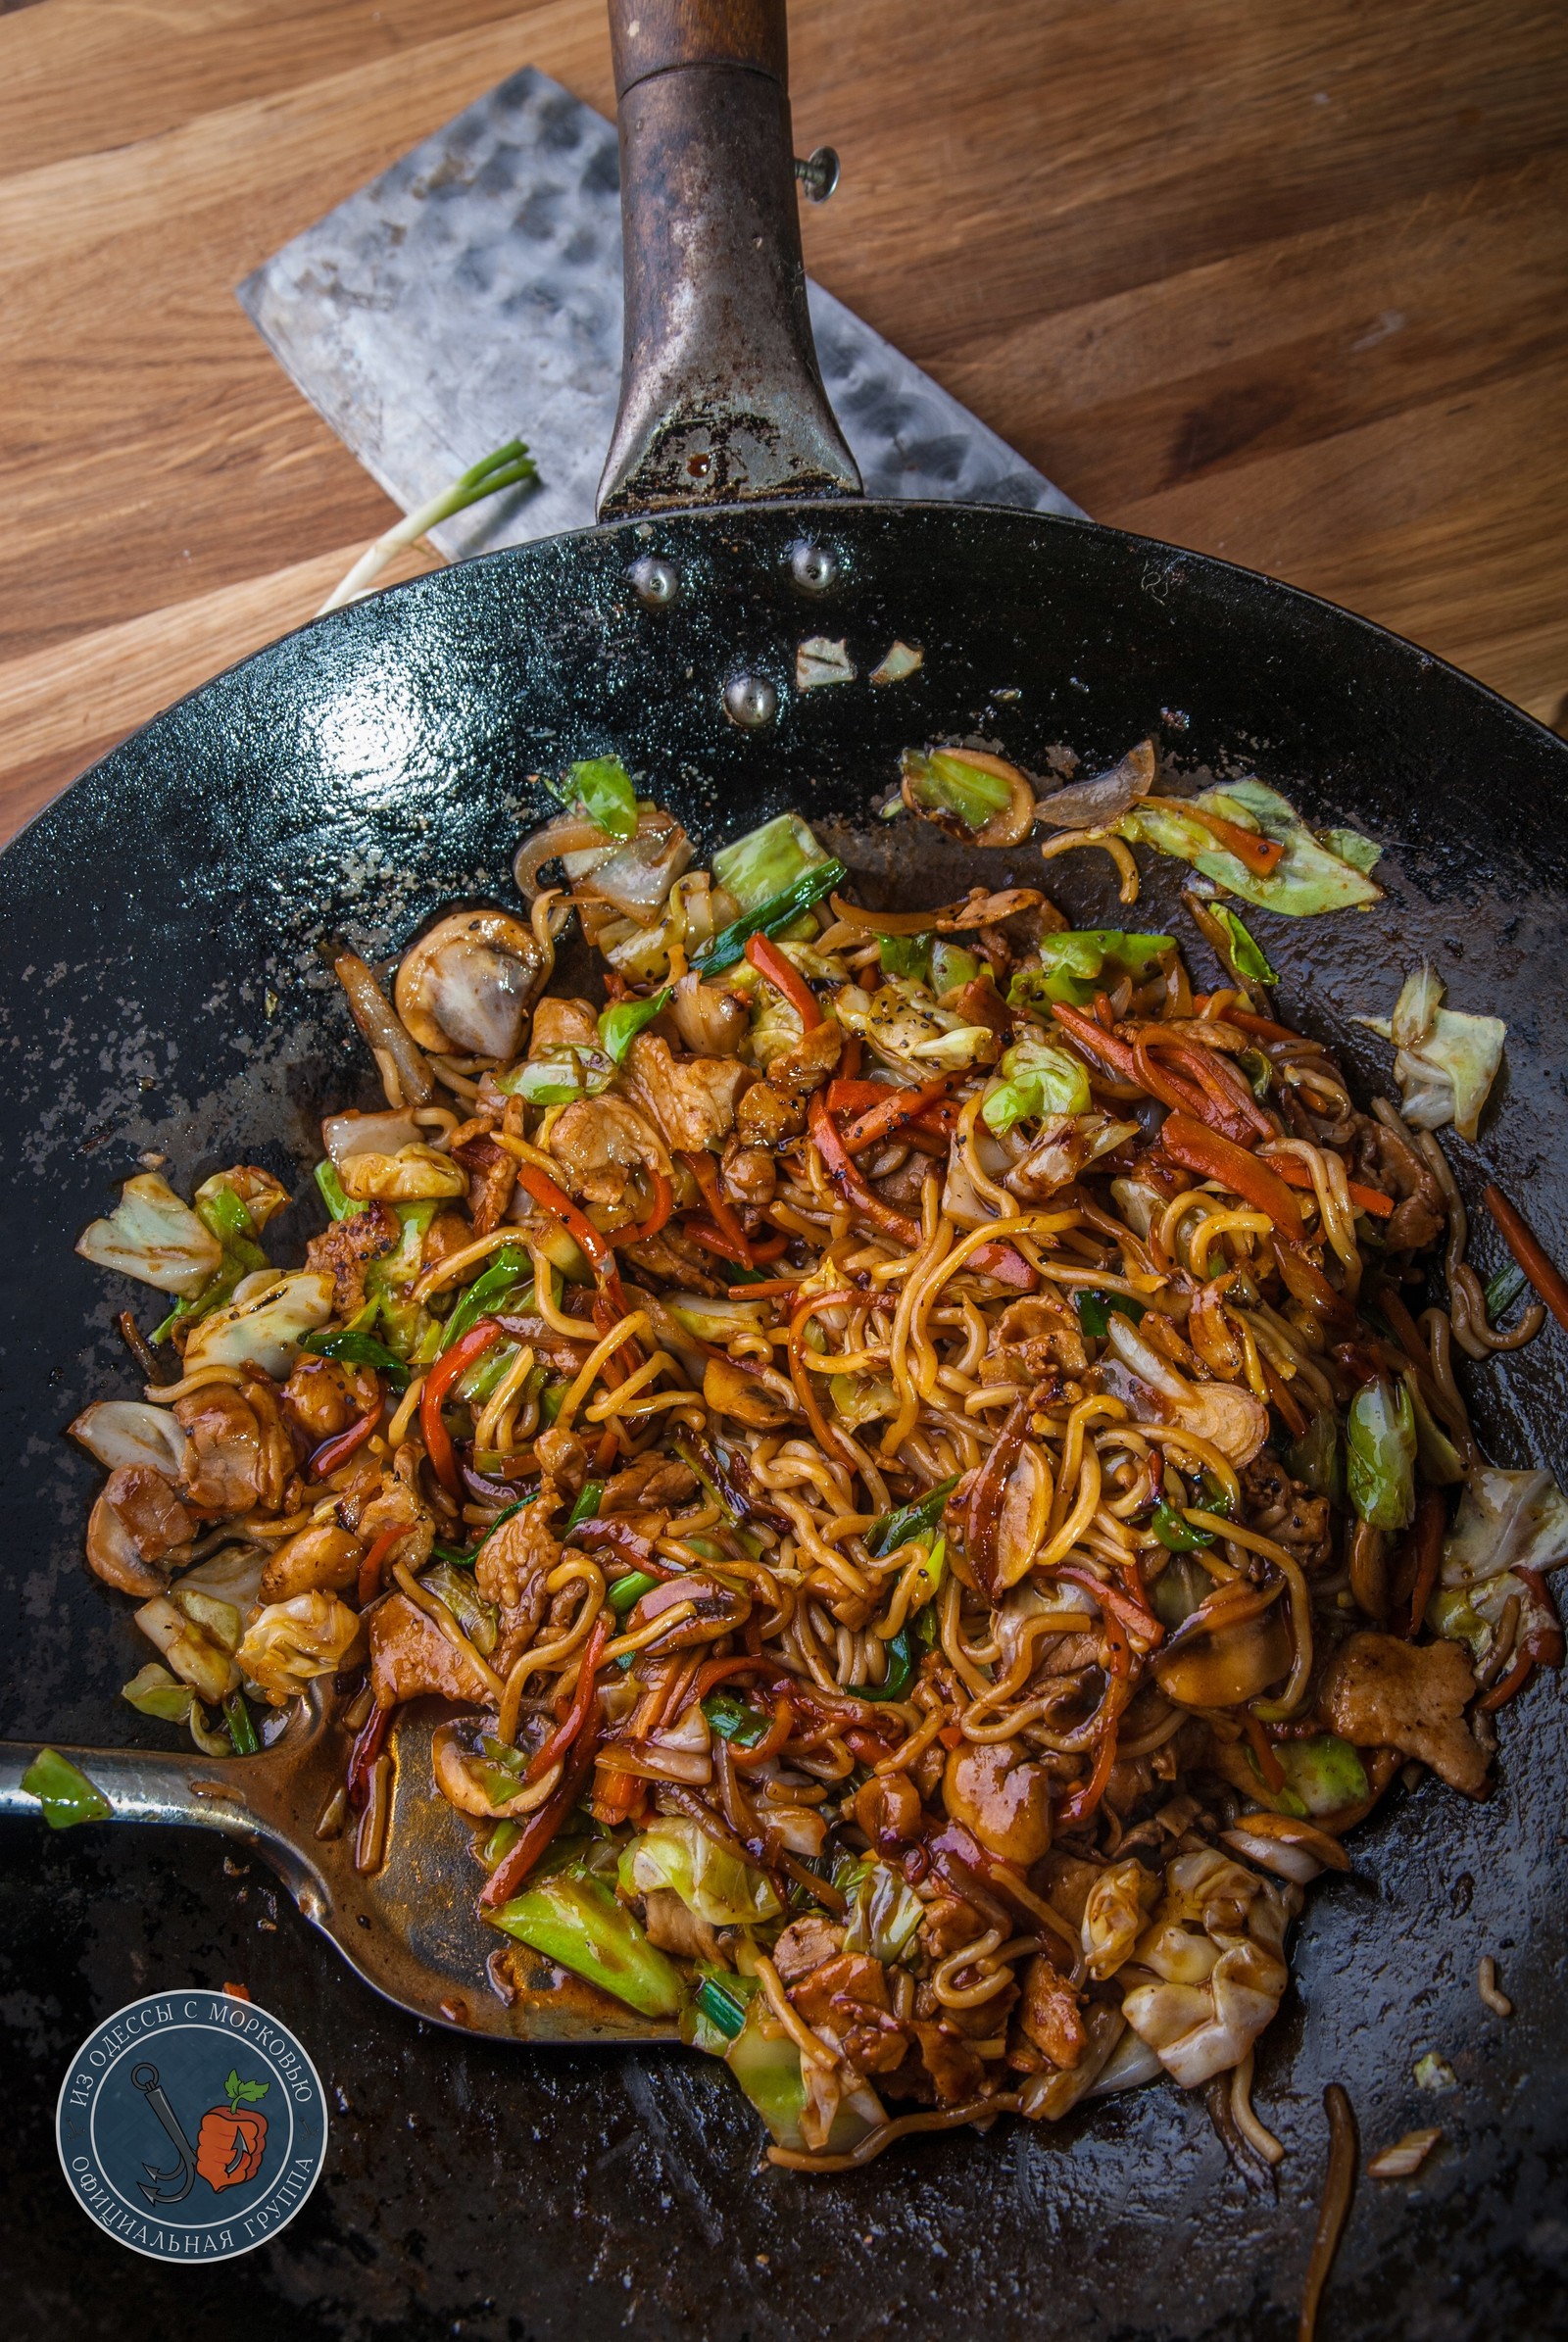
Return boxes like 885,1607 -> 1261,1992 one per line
2,0 -> 1565,842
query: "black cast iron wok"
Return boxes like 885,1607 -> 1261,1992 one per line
4,1 -> 1568,2334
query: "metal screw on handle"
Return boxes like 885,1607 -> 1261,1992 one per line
794,146 -> 840,202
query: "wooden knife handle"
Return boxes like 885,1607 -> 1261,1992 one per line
611,0 -> 788,95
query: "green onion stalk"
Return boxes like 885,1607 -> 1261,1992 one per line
318,439 -> 539,615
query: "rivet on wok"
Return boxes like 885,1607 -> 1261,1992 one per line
629,556 -> 679,608
789,541 -> 840,595
724,675 -> 778,729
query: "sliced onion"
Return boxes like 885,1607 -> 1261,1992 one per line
70,1398 -> 191,1479
323,1108 -> 421,1164
332,951 -> 435,1106
1036,739 -> 1155,831
572,808 -> 693,920
514,812 -> 618,902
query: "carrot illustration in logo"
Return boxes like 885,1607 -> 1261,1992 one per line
195,2069 -> 270,2190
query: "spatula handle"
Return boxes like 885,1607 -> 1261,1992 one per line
0,1736 -> 330,1922
596,0 -> 860,516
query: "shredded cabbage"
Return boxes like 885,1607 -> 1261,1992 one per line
619,1817 -> 781,1926
75,1173 -> 223,1298
1441,1467 -> 1568,1588
1119,779 -> 1382,915
1355,962 -> 1506,1140
1007,931 -> 1175,1011
236,1590 -> 364,1705
183,1270 -> 337,1379
982,1034 -> 1092,1133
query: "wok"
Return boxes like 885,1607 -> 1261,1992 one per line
3,0 -> 1568,2334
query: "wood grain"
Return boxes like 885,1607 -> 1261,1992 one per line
0,0 -> 1564,844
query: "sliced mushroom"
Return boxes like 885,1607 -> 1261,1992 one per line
993,1440 -> 1053,1589
1103,1313 -> 1268,1465
430,1714 -> 561,1819
1152,1586 -> 1293,1708
394,908 -> 548,1059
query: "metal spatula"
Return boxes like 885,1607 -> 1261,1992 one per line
0,1699 -> 672,2045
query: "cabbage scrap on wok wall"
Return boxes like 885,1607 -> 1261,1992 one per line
63,744 -> 1568,2171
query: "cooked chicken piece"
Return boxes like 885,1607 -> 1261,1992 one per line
790,1952 -> 908,2076
771,1914 -> 847,1982
474,1482 -> 562,1612
355,1472 -> 435,1580
534,1426 -> 589,1498
627,1033 -> 753,1152
86,1466 -> 195,1594
174,1380 -> 295,1516
304,1198 -> 398,1316
281,1354 -> 378,1445
1241,1451 -> 1333,1571
368,1591 -> 496,1706
641,1888 -> 726,1965
943,1738 -> 1054,1864
916,1892 -> 991,1961
736,1082 -> 805,1147
1321,1631 -> 1489,1796
1015,1950 -> 1086,2069
451,1132 -> 516,1235
993,1293 -> 1089,1381
258,1523 -> 363,1602
420,1207 -> 479,1272
720,1137 -> 776,1207
620,1226 -> 729,1295
600,1454 -> 699,1515
546,1096 -> 670,1210
763,1016 -> 844,1103
911,2020 -> 988,2104
529,996 -> 600,1052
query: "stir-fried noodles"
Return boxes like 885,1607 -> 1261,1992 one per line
70,751 -> 1568,2169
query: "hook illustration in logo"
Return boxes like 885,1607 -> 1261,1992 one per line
129,2062 -> 271,2204
129,2064 -> 199,2206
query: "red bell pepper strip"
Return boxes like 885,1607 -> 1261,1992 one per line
680,1148 -> 753,1266
356,1524 -> 405,1607
308,1393 -> 383,1479
1242,1711 -> 1287,1793
745,930 -> 822,1028
1058,1561 -> 1164,1647
419,1316 -> 503,1494
1484,1182 -> 1568,1337
521,1610 -> 611,1787
683,1218 -> 753,1267
515,1161 -> 628,1315
625,1167 -> 673,1244
478,1723 -> 600,1909
807,1092 -> 1034,1289
824,1078 -> 889,1118
1158,1112 -> 1305,1244
787,1289 -> 861,1467
347,1700 -> 392,1807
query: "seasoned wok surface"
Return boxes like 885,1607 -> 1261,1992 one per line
3,503 -> 1568,2335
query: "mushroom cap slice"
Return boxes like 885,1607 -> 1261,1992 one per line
394,908 -> 547,1058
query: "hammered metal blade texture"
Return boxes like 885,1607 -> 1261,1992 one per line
237,66 -> 1082,560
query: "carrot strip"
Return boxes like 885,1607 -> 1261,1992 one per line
356,1525 -> 404,1607
1243,1711 -> 1287,1793
1271,1155 -> 1395,1219
1484,1183 -> 1568,1336
1402,1488 -> 1446,1641
839,1080 -> 951,1155
1158,1113 -> 1306,1244
1144,797 -> 1285,878
681,1149 -> 753,1268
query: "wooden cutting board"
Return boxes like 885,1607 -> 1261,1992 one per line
1,0 -> 1564,843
